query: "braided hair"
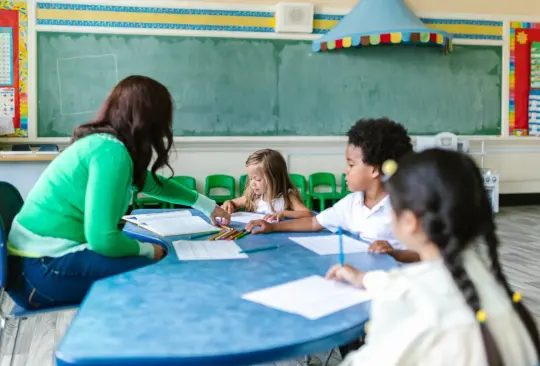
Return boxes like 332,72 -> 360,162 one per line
385,148 -> 540,364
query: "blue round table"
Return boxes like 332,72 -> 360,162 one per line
56,209 -> 396,366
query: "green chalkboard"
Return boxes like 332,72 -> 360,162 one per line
37,32 -> 502,137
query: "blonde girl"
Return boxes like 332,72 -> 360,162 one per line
222,149 -> 312,221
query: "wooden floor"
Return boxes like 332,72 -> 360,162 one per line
1,206 -> 539,366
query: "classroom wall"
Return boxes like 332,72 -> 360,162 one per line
199,0 -> 540,16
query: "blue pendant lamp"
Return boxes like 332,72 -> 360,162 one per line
312,0 -> 453,54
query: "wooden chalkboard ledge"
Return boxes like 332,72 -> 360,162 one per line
0,153 -> 57,162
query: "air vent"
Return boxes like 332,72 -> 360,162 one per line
275,2 -> 314,34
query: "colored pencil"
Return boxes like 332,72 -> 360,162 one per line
228,230 -> 246,240
235,231 -> 249,240
190,231 -> 218,240
239,244 -> 279,254
208,230 -> 227,241
338,228 -> 344,266
220,230 -> 238,240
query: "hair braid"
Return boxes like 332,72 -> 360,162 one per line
485,230 -> 540,360
435,228 -> 503,365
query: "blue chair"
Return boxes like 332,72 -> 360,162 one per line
0,182 -> 77,326
11,144 -> 58,152
11,144 -> 30,152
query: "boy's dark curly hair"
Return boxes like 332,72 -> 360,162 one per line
347,117 -> 413,170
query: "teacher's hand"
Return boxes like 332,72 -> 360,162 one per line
152,244 -> 167,261
210,205 -> 231,226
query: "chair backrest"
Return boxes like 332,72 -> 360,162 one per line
172,176 -> 197,191
0,182 -> 24,237
0,218 -> 7,288
341,173 -> 350,195
289,174 -> 307,195
11,144 -> 31,152
205,175 -> 235,196
309,173 -> 337,193
239,175 -> 248,196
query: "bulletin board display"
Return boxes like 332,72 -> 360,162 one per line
510,22 -> 540,136
0,1 -> 27,137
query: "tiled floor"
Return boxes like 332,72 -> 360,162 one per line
0,206 -> 538,366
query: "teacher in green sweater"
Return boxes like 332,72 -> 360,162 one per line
7,75 -> 230,309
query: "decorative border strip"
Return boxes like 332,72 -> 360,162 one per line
0,0 -> 28,137
37,3 -> 275,33
35,3 -> 502,41
509,21 -> 540,136
313,16 -> 503,39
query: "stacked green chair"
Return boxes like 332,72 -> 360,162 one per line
289,174 -> 312,210
205,175 -> 236,204
308,173 -> 342,211
239,174 -> 248,196
169,176 -> 197,208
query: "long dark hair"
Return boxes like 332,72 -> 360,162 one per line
386,148 -> 540,364
72,75 -> 174,191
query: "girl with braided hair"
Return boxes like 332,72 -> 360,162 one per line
327,148 -> 539,365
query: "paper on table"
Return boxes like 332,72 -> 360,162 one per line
289,235 -> 369,255
230,212 -> 266,224
172,240 -> 248,260
242,275 -> 371,320
123,210 -> 192,223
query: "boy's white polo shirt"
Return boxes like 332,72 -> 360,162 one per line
315,192 -> 405,250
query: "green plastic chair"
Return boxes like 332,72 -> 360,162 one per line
205,175 -> 236,204
169,176 -> 197,209
340,173 -> 351,198
309,173 -> 341,211
289,173 -> 312,210
132,191 -> 168,209
239,174 -> 248,196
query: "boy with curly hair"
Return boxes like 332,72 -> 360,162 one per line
246,117 -> 419,264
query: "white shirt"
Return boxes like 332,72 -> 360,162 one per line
316,192 -> 405,250
255,195 -> 286,215
342,248 -> 538,366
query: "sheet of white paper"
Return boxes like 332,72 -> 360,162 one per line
289,235 -> 369,255
242,275 -> 371,319
141,216 -> 218,237
230,212 -> 266,224
123,210 -> 192,224
172,240 -> 248,260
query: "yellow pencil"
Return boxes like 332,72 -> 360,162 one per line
208,230 -> 226,241
220,230 -> 238,240
228,231 -> 244,240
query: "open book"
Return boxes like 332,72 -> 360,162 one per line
123,211 -> 220,237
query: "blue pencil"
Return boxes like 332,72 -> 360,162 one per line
338,228 -> 344,266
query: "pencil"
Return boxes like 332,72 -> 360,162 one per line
215,229 -> 235,241
208,230 -> 226,241
239,245 -> 279,254
190,231 -> 218,240
221,230 -> 239,240
228,230 -> 245,240
235,231 -> 249,240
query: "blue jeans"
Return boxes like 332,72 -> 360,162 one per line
7,250 -> 153,309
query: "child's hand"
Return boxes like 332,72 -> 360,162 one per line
263,211 -> 285,222
326,264 -> 365,288
210,206 -> 231,226
368,240 -> 393,254
221,200 -> 236,214
246,219 -> 274,234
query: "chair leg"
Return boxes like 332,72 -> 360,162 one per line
320,199 -> 326,211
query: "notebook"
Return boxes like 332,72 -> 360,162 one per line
123,211 -> 219,237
